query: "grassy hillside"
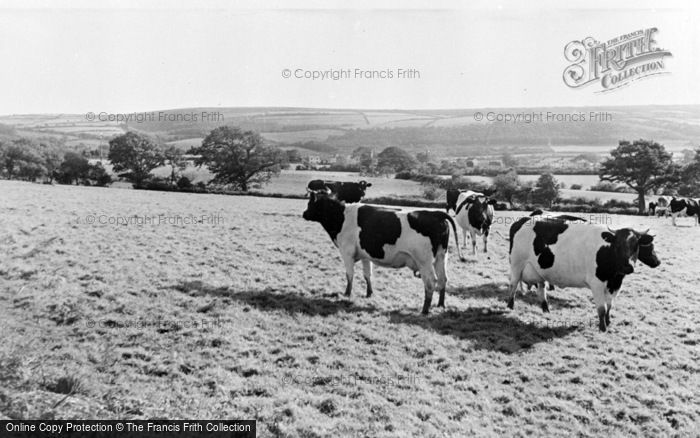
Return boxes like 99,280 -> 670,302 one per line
1,181 -> 697,435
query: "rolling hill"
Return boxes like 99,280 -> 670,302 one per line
1,105 -> 699,157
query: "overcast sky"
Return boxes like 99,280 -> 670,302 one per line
0,0 -> 698,114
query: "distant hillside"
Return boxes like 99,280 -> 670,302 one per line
1,105 -> 699,157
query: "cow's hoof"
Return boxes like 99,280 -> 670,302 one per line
507,298 -> 515,310
598,323 -> 607,332
541,301 -> 550,313
366,291 -> 373,298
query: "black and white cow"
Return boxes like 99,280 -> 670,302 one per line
446,188 -> 485,214
669,197 -> 700,226
507,219 -> 660,332
648,202 -> 657,216
307,180 -> 372,203
453,191 -> 496,255
303,191 -> 464,314
516,211 -> 587,292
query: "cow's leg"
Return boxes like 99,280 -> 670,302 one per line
420,265 -> 438,314
362,259 -> 373,298
537,282 -> 550,313
593,285 -> 607,332
470,229 -> 477,255
482,232 -> 488,253
462,228 -> 468,248
507,264 -> 525,310
604,290 -> 618,327
672,213 -> 677,226
434,252 -> 448,308
342,255 -> 355,297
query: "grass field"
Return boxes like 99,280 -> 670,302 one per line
1,180 -> 698,436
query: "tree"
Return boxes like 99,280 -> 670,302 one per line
163,146 -> 188,185
192,126 -> 284,191
0,139 -> 46,181
416,151 -> 431,164
599,139 -> 678,213
352,146 -> 374,170
57,152 -> 90,184
86,162 -> 113,187
501,152 -> 518,168
40,146 -> 64,183
678,149 -> 700,197
285,149 -> 303,163
377,147 -> 417,173
532,173 -> 560,207
108,132 -> 165,188
493,169 -> 521,205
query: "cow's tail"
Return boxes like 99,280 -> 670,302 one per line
442,213 -> 466,262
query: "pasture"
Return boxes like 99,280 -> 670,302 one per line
0,180 -> 698,436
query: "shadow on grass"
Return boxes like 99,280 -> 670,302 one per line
452,282 -> 582,310
173,280 -> 377,316
388,307 -> 582,353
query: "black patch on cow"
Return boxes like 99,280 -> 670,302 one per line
595,233 -> 626,293
357,206 -> 401,259
532,221 -> 568,269
509,217 -> 530,254
670,198 -> 687,214
336,182 -> 369,203
303,195 -> 346,242
407,211 -> 450,256
454,197 -> 473,216
446,189 -> 461,212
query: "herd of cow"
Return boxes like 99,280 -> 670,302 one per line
302,180 -> 671,332
648,196 -> 700,226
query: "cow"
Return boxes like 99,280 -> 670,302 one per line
302,190 -> 464,314
453,191 -> 496,255
446,188 -> 484,214
648,202 -> 657,216
507,219 -> 660,332
669,197 -> 700,226
306,180 -> 372,203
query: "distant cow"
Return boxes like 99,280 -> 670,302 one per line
508,219 -> 660,332
303,191 -> 464,314
669,197 -> 700,226
446,188 -> 484,213
307,180 -> 372,203
454,191 -> 496,255
648,202 -> 657,216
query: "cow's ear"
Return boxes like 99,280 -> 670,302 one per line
601,232 -> 615,243
366,183 -> 372,187
639,234 -> 654,245
488,199 -> 498,205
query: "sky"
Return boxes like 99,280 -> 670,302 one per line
0,0 -> 698,114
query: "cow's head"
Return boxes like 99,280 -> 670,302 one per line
602,227 -> 660,274
303,188 -> 340,222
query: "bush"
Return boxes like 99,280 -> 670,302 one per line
422,184 -> 441,200
176,176 -> 193,190
87,163 -> 112,187
570,184 -> 583,190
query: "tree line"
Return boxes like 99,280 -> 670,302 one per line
0,138 -> 112,186
2,127 -> 698,216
